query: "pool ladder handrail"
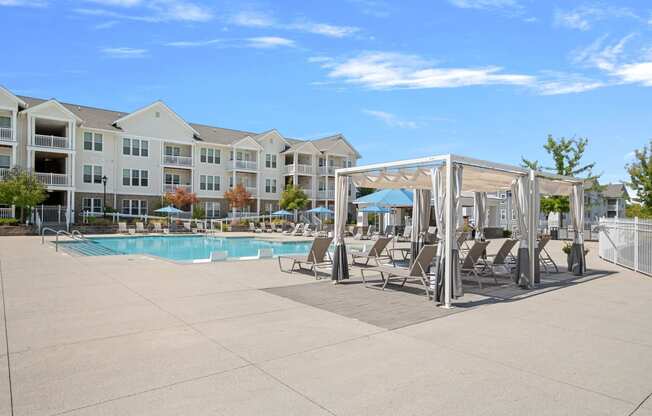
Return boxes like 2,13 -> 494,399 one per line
42,228 -> 89,251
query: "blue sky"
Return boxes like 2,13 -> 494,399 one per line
2,0 -> 652,183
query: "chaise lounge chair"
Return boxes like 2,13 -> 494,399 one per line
350,236 -> 393,266
396,225 -> 412,242
135,222 -> 146,233
484,239 -> 518,274
460,240 -> 493,288
118,222 -> 128,234
360,244 -> 438,299
278,237 -> 333,279
538,235 -> 558,273
283,223 -> 302,236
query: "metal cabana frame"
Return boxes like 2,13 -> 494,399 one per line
331,153 -> 585,308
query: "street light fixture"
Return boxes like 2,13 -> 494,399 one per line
102,175 -> 108,218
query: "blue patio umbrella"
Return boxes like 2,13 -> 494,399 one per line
307,206 -> 334,230
359,205 -> 391,213
155,205 -> 184,214
353,189 -> 413,207
272,209 -> 293,216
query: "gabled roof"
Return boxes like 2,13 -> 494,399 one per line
20,96 -> 125,131
312,134 -> 361,158
0,86 -> 26,108
602,183 -> 628,198
189,123 -> 254,146
113,101 -> 200,137
233,135 -> 264,150
253,129 -> 291,146
20,98 -> 84,123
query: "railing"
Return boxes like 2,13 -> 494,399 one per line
32,134 -> 70,149
317,166 -> 335,175
163,155 -> 193,167
599,217 -> 652,276
317,190 -> 335,199
0,207 -> 13,218
42,228 -> 87,252
0,127 -> 14,142
34,172 -> 70,186
0,168 -> 9,180
163,184 -> 192,193
228,160 -> 258,170
284,164 -> 313,175
246,186 -> 257,196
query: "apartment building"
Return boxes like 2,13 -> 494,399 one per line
0,86 -> 360,225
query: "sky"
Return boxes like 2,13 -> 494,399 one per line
2,0 -> 652,184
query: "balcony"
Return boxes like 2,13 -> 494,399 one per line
317,166 -> 336,175
163,155 -> 193,167
0,168 -> 9,180
34,172 -> 71,186
317,190 -> 335,199
246,186 -> 257,196
32,134 -> 71,150
227,160 -> 258,170
284,164 -> 314,175
164,184 -> 192,193
0,128 -> 15,143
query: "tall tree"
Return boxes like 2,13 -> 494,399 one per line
626,140 -> 652,208
163,187 -> 198,210
0,168 -> 47,222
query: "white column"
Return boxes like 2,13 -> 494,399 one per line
293,152 -> 298,187
528,169 -> 537,288
257,149 -> 261,215
232,146 -> 237,215
443,156 -> 454,308
70,153 -> 76,187
66,190 -> 72,229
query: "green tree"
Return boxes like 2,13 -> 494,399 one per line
521,135 -> 598,226
626,140 -> 652,208
279,184 -> 309,211
625,204 -> 652,219
0,168 -> 47,222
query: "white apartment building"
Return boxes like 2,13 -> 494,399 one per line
0,86 -> 360,225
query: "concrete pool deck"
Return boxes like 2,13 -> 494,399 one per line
0,236 -> 651,415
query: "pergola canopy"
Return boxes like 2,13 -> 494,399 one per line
341,154 -> 581,196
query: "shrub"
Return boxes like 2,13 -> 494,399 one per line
502,229 -> 512,238
0,218 -> 18,226
192,206 -> 205,219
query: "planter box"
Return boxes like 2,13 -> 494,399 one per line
72,225 -> 119,235
228,224 -> 249,232
0,225 -> 36,236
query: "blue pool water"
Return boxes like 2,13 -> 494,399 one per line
63,235 -> 313,262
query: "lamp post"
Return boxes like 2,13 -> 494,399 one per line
102,175 -> 108,218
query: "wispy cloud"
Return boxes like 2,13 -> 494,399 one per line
534,72 -> 605,95
165,36 -> 295,49
101,47 -> 148,59
228,8 -> 360,38
315,52 -> 534,90
448,0 -> 520,10
94,20 -> 119,29
348,0 -> 391,18
0,0 -> 46,6
363,109 -> 419,128
76,0 -> 213,23
554,4 -> 638,31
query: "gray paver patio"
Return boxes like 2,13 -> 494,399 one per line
0,235 -> 650,415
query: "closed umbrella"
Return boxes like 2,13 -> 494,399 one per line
360,205 -> 390,234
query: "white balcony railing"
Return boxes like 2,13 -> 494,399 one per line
0,128 -> 14,143
163,184 -> 192,193
317,190 -> 335,199
317,166 -> 336,175
284,164 -> 314,175
246,186 -> 257,196
163,155 -> 193,167
0,168 -> 9,180
32,134 -> 70,149
231,160 -> 258,170
34,172 -> 71,186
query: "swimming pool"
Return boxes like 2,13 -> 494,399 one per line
61,235 -> 313,262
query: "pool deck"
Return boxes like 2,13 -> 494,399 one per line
0,235 -> 651,415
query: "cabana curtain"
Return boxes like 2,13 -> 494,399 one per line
569,183 -> 586,275
431,168 -> 445,295
512,176 -> 530,287
473,192 -> 487,240
331,175 -> 350,281
410,189 -> 431,262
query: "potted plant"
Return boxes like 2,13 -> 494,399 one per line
562,242 -> 589,271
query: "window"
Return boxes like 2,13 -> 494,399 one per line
265,178 -> 277,193
83,165 -> 103,184
500,209 -> 507,221
84,132 -> 103,151
122,200 -> 148,216
200,175 -> 220,191
205,202 -> 220,218
265,154 -> 277,168
0,155 -> 9,169
83,198 -> 103,213
122,138 -> 148,157
165,146 -> 180,157
200,148 -> 220,164
165,173 -> 180,185
123,169 -> 148,187
0,116 -> 10,129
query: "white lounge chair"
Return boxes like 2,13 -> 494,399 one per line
302,224 -> 314,237
118,222 -> 128,234
196,221 -> 207,233
183,222 -> 192,233
292,223 -> 305,236
152,222 -> 163,233
283,223 -> 301,236
135,222 -> 146,233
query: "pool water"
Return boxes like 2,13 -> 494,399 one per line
65,235 -> 313,262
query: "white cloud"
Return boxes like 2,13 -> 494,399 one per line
77,0 -> 213,22
572,34 -> 635,71
535,74 -> 605,95
448,0 -> 520,10
165,38 -> 222,47
94,20 -> 119,29
101,47 -> 148,58
0,0 -> 46,6
363,109 -> 418,128
348,0 -> 391,18
554,5 -> 637,31
318,52 -> 534,90
613,62 -> 652,86
246,37 -> 295,48
288,21 -> 359,38
229,10 -> 275,27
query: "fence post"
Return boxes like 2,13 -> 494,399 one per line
634,217 -> 639,272
58,205 -> 61,223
